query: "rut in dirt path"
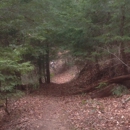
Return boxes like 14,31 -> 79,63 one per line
32,96 -> 72,130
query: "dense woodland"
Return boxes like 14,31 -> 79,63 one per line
0,0 -> 130,129
1,0 -> 130,94
0,0 -> 130,120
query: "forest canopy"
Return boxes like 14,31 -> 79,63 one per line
0,0 -> 130,95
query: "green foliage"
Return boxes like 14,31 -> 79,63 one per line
0,46 -> 33,98
0,0 -> 130,96
112,85 -> 128,97
96,82 -> 107,89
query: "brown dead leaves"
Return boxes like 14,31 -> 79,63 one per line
65,95 -> 130,130
0,85 -> 130,130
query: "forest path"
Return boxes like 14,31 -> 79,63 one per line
30,94 -> 72,130
31,66 -> 79,130
0,66 -> 79,130
0,83 -> 75,130
34,101 -> 67,130
51,65 -> 78,84
1,66 -> 130,130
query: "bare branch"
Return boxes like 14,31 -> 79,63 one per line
98,47 -> 130,69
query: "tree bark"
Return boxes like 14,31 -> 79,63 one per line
45,42 -> 50,84
95,55 -> 100,73
74,74 -> 130,95
5,98 -> 10,115
38,56 -> 43,85
43,55 -> 47,83
120,5 -> 128,74
93,74 -> 130,90
91,84 -> 116,98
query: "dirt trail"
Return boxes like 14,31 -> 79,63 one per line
0,85 -> 74,130
51,66 -> 78,84
33,67 -> 78,130
0,67 -> 78,130
30,96 -> 72,130
1,66 -> 130,130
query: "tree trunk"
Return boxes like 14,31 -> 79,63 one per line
120,43 -> 128,74
74,74 -> 130,95
109,54 -> 115,78
92,74 -> 130,91
5,98 -> 10,115
91,84 -> 117,98
120,5 -> 128,74
38,56 -> 43,85
95,55 -> 100,73
45,42 -> 50,84
43,55 -> 47,83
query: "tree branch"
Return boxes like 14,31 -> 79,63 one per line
98,47 -> 130,69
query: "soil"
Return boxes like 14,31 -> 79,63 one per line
0,67 -> 78,130
0,67 -> 130,130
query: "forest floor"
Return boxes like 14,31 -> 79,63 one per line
0,67 -> 130,130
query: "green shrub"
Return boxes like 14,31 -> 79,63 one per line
112,85 -> 128,97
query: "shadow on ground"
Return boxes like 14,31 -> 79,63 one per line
33,82 -> 82,97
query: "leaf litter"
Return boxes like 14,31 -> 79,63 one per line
0,67 -> 130,130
